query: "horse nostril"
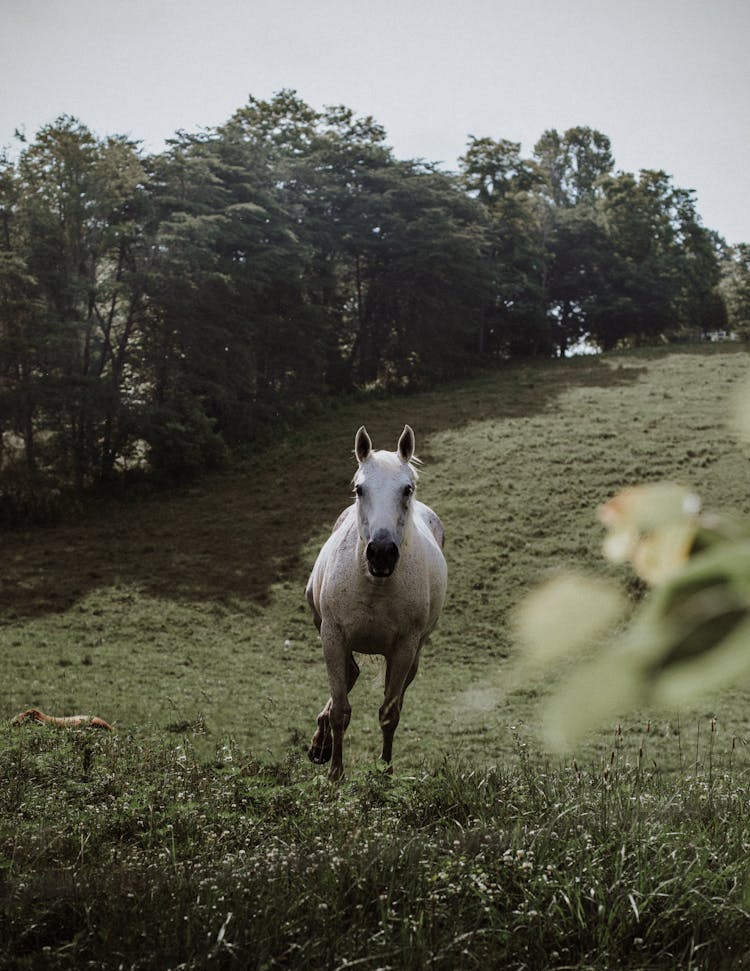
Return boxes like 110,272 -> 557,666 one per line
366,540 -> 399,559
366,539 -> 400,575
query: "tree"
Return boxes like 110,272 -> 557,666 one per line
589,170 -> 725,349
0,154 -> 38,473
0,98 -> 736,519
720,244 -> 750,338
262,99 -> 396,388
344,160 -> 491,383
460,136 -> 539,204
530,128 -> 615,354
534,127 -> 614,208
0,250 -> 45,472
459,137 -> 550,357
225,95 -> 490,388
2,118 -> 150,489
142,125 -> 313,459
544,207 -> 611,356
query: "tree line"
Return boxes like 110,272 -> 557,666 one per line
1,90 -> 748,520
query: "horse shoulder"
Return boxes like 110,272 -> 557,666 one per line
306,584 -> 323,632
306,504 -> 358,628
409,502 -> 448,618
331,505 -> 354,533
415,500 -> 445,550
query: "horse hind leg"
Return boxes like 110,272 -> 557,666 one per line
307,652 -> 360,767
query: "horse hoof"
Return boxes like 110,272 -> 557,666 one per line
307,743 -> 332,765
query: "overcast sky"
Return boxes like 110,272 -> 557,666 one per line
3,0 -> 749,244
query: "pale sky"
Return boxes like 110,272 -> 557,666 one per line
3,0 -> 749,244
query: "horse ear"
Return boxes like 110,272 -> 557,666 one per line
397,424 -> 415,463
355,426 -> 372,463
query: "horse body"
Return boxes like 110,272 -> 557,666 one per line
306,425 -> 447,780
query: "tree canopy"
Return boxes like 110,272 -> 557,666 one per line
0,92 -> 739,519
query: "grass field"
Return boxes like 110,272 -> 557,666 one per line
3,345 -> 750,968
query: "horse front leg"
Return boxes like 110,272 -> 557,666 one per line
308,698 -> 334,765
325,626 -> 356,782
379,641 -> 420,769
310,625 -> 358,781
307,652 -> 360,768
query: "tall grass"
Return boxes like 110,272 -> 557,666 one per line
1,723 -> 748,970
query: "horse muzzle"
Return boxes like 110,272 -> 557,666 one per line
365,533 -> 400,578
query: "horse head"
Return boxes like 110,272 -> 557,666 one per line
353,425 -> 418,578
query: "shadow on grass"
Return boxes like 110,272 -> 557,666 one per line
0,357 -> 645,619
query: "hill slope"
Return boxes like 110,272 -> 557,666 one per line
3,346 -> 750,771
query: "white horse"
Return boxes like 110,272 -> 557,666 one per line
306,424 -> 448,780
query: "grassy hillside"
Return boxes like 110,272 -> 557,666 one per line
3,345 -> 750,969
3,346 -> 750,771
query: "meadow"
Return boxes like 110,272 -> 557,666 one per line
2,345 -> 750,968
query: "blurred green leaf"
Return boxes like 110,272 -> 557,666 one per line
514,573 -> 626,667
543,541 -> 750,749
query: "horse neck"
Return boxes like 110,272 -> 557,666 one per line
401,504 -> 416,545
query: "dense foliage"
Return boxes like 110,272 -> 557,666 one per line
0,91 -> 743,513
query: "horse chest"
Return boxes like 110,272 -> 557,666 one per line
323,571 -> 428,652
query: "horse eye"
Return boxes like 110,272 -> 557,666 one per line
403,485 -> 414,499
355,484 -> 364,497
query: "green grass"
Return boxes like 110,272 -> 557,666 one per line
3,345 -> 750,967
1,725 -> 748,969
3,346 -> 750,768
